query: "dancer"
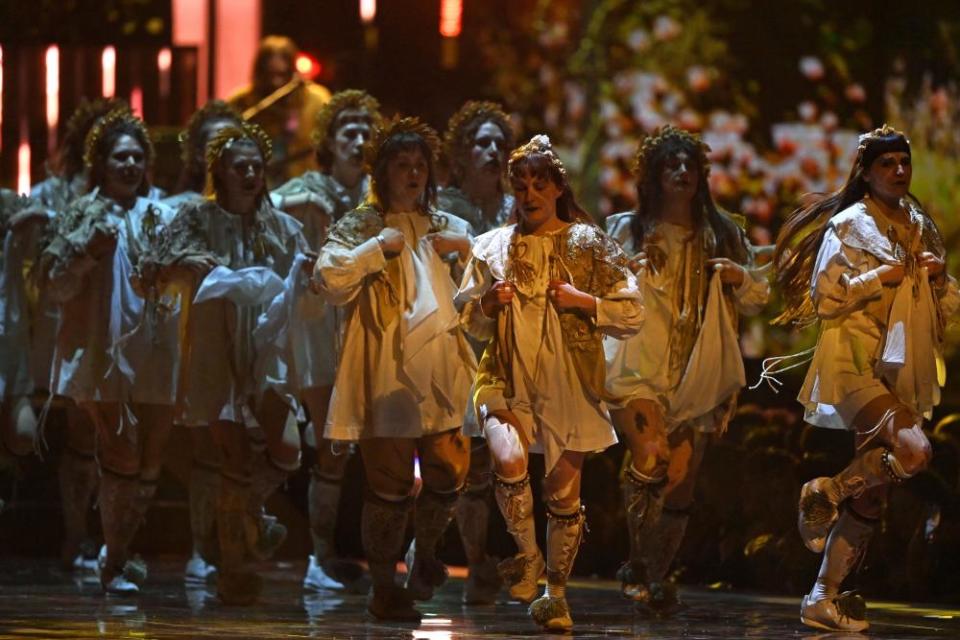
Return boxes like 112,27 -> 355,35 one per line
39,110 -> 179,595
272,89 -> 382,593
604,125 -> 769,612
456,135 -> 643,631
140,121 -> 307,605
439,100 -> 516,604
313,116 -> 475,621
775,125 -> 958,632
164,99 -> 244,585
31,98 -> 130,572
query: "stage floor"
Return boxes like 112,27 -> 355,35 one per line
0,558 -> 957,639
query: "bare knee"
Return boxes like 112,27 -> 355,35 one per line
543,472 -> 580,513
892,424 -> 932,476
483,417 -> 527,479
420,434 -> 469,493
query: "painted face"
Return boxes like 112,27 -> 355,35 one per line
864,151 -> 911,203
386,147 -> 428,208
469,121 -> 507,177
102,134 -> 146,201
218,141 -> 264,199
658,149 -> 699,202
328,109 -> 372,171
196,117 -> 237,164
511,169 -> 562,229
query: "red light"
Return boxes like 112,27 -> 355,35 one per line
295,53 -> 321,80
440,0 -> 462,38
102,46 -> 116,98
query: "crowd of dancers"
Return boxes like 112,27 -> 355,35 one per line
0,36 -> 957,634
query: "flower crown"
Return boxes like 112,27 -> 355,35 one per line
312,89 -> 382,151
364,115 -> 441,173
179,100 -> 243,166
444,100 -> 513,165
205,121 -> 273,174
855,123 -> 910,170
508,134 -> 566,178
633,124 -> 711,184
83,109 -> 153,169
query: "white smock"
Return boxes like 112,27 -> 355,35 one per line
457,223 -> 643,472
799,198 -> 960,429
314,209 -> 477,441
46,193 -> 179,406
602,212 -> 768,431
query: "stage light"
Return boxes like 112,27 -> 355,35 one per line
102,46 -> 116,98
45,45 -> 60,152
17,137 -> 31,195
158,47 -> 172,98
360,0 -> 376,24
440,0 -> 462,38
131,86 -> 144,118
295,53 -> 321,80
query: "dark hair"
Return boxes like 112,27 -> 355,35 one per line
252,35 -> 297,95
370,132 -> 438,213
177,100 -> 243,194
313,90 -> 381,170
86,116 -> 153,196
444,101 -> 514,188
631,131 -> 747,263
56,98 -> 129,180
774,125 -> 920,326
508,151 -> 592,225
206,123 -> 272,207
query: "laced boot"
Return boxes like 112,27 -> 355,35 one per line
185,461 -> 220,583
216,473 -> 261,606
800,508 -> 876,632
639,505 -> 690,615
363,494 -> 420,622
493,474 -> 544,603
304,469 -> 346,590
405,488 -> 458,601
97,469 -> 141,595
456,486 -> 501,604
799,447 -> 898,553
247,452 -> 293,560
617,465 -> 666,603
112,477 -> 159,588
58,448 -> 99,571
529,505 -> 586,632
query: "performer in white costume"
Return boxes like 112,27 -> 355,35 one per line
456,135 -> 643,631
774,125 -> 959,632
313,116 -> 475,621
603,126 -> 769,612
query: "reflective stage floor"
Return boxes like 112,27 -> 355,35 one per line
0,558 -> 958,639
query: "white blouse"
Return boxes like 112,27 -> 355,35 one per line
314,209 -> 477,440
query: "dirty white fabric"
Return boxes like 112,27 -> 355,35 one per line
799,197 -> 959,429
457,223 -> 643,472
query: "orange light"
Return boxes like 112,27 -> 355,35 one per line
131,86 -> 144,118
158,47 -> 172,98
45,45 -> 60,152
360,0 -> 376,23
18,138 -> 31,195
102,46 -> 116,98
295,53 -> 321,80
440,0 -> 462,38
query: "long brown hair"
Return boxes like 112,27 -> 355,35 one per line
774,124 -> 920,326
631,125 -> 747,263
507,135 -> 592,226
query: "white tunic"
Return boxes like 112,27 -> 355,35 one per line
45,193 -> 179,405
602,212 -> 769,430
314,209 -> 477,440
456,223 -> 643,472
799,198 -> 959,429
